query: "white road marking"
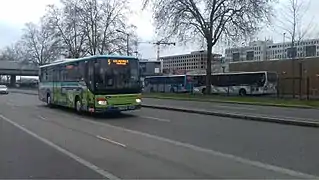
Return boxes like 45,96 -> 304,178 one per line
38,115 -> 48,121
5,102 -> 15,108
78,117 -> 318,179
96,135 -> 126,148
0,114 -> 120,180
141,116 -> 171,122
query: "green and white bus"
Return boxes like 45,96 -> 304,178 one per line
38,55 -> 142,113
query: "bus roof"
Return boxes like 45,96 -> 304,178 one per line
145,71 -> 276,78
145,74 -> 187,78
189,71 -> 276,76
39,54 -> 138,68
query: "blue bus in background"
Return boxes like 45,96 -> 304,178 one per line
143,75 -> 194,93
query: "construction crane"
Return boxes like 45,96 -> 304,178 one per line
153,41 -> 176,60
136,41 -> 176,60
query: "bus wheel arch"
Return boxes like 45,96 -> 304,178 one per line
170,87 -> 175,93
239,88 -> 247,96
74,95 -> 82,113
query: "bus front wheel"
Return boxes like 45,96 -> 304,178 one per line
46,94 -> 52,107
75,97 -> 82,113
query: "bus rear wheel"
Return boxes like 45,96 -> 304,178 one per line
239,89 -> 247,96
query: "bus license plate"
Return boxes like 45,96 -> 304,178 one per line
118,106 -> 128,110
118,106 -> 135,110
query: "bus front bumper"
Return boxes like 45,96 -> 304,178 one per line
92,105 -> 142,113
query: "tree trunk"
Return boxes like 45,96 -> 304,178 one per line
205,42 -> 212,94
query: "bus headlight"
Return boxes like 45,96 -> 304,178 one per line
136,98 -> 142,103
98,100 -> 107,105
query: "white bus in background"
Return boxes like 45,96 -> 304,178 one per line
191,71 -> 278,96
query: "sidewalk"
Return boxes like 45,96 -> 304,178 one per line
142,98 -> 319,127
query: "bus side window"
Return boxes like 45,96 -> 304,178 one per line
87,60 -> 95,89
41,68 -> 48,82
79,61 -> 87,81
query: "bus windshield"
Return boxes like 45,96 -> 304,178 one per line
93,58 -> 140,94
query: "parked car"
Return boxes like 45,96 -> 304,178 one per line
0,85 -> 8,94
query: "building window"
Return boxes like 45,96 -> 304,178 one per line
305,45 -> 316,57
246,51 -> 254,61
232,52 -> 240,61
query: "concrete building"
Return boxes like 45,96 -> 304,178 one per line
225,38 -> 319,62
160,50 -> 224,74
139,59 -> 162,77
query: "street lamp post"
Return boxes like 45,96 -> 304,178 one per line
116,29 -> 130,56
283,32 -> 286,59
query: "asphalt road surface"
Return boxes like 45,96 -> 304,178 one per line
143,98 -> 319,122
0,93 -> 319,179
11,88 -> 319,122
0,117 -> 103,179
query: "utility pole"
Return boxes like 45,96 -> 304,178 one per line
282,32 -> 286,59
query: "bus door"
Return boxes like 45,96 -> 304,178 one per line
185,75 -> 194,92
60,65 -> 69,106
52,67 -> 57,104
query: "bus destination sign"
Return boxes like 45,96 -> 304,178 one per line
108,59 -> 129,66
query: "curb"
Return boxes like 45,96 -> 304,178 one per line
143,96 -> 315,109
10,91 -> 38,95
142,104 -> 319,128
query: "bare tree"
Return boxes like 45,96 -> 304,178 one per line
276,0 -> 313,98
145,0 -> 274,94
46,0 -> 87,58
0,40 -> 29,61
21,20 -> 60,65
277,0 -> 313,48
75,0 -> 131,55
0,45 -> 17,61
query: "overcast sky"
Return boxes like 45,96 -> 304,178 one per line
0,0 -> 318,59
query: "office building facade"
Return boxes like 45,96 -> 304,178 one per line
160,50 -> 224,74
225,38 -> 319,62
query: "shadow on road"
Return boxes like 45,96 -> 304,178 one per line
36,104 -> 137,120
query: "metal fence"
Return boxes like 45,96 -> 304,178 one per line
276,77 -> 319,100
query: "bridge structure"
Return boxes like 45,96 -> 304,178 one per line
0,61 -> 38,86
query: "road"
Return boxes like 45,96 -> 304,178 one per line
0,116 -> 103,179
143,98 -> 319,122
11,88 -> 319,121
1,93 -> 319,179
